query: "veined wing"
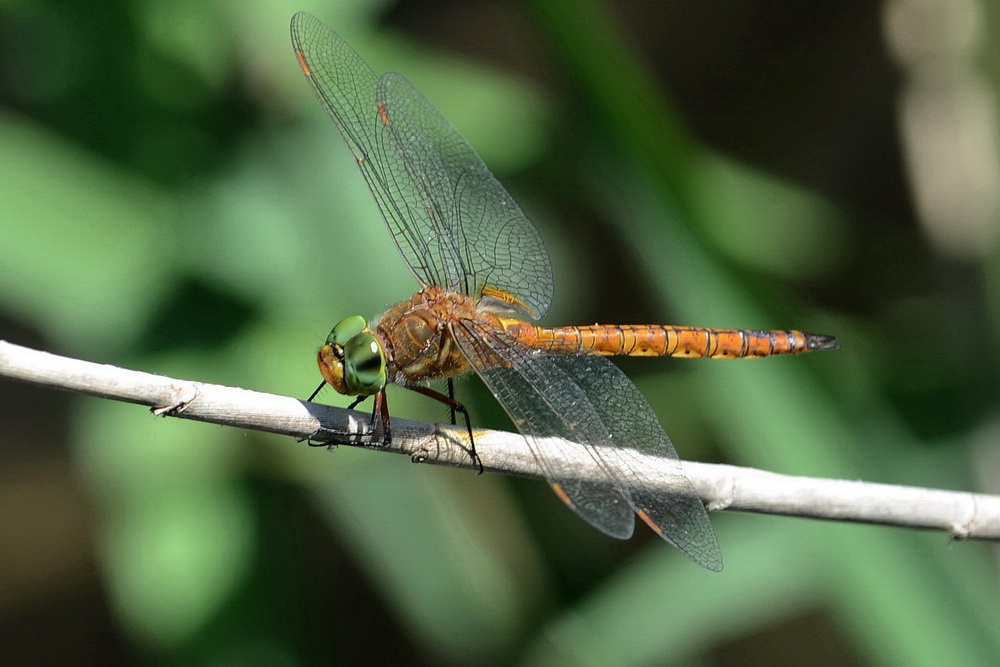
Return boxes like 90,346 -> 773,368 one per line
290,12 -> 553,320
453,319 -> 723,570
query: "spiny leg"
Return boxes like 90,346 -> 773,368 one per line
408,384 -> 481,473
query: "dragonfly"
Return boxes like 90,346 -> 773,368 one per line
290,11 -> 836,571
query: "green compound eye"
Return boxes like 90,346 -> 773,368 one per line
342,332 -> 386,395
327,315 -> 368,347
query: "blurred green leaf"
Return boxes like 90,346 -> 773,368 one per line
77,398 -> 253,650
0,115 -> 178,352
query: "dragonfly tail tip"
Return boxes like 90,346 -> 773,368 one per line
805,333 -> 838,351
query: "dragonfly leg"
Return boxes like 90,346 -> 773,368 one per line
447,379 -> 458,425
306,380 -> 326,402
302,391 -> 391,446
302,381 -> 341,447
345,394 -> 391,446
372,391 -> 392,446
345,395 -> 368,413
407,384 -> 482,474
303,381 -> 366,445
301,419 -> 350,448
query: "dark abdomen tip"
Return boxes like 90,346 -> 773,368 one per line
804,333 -> 838,351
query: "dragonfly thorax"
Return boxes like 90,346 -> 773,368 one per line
371,287 -> 485,387
317,315 -> 387,396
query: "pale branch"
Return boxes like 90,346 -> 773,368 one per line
2,339 -> 998,540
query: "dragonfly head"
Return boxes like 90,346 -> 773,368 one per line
318,316 -> 387,396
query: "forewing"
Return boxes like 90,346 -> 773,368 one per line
290,12 -> 553,319
291,13 -> 421,281
377,73 -> 553,319
454,320 -> 722,570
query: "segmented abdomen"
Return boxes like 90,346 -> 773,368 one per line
501,321 -> 837,358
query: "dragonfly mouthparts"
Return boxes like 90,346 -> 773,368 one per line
805,333 -> 839,351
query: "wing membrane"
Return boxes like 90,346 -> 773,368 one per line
290,12 -> 553,319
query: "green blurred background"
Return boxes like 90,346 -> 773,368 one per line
2,0 -> 999,664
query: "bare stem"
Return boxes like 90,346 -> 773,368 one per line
2,339 -> 998,540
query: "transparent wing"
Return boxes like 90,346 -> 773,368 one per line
290,12 -> 553,319
454,320 -> 723,570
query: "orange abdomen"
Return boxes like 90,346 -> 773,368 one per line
500,320 -> 837,359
